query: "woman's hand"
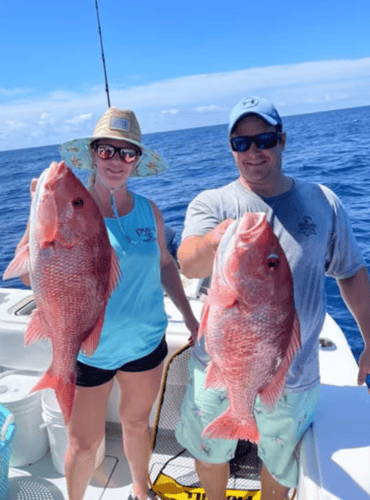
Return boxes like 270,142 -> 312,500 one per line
183,312 -> 199,347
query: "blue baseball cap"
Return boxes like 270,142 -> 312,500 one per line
229,97 -> 283,134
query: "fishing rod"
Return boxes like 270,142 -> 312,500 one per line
94,0 -> 111,108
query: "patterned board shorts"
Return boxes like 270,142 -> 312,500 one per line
175,353 -> 320,488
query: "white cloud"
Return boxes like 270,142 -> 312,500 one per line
1,57 -> 370,150
161,109 -> 179,115
38,113 -> 54,125
65,113 -> 93,124
5,120 -> 28,131
195,104 -> 225,114
0,87 -> 33,96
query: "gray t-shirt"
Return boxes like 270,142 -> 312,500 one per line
182,178 -> 366,393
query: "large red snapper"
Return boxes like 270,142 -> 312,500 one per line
3,161 -> 120,423
199,212 -> 300,443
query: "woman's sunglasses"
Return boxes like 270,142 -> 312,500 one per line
93,144 -> 142,163
230,132 -> 281,152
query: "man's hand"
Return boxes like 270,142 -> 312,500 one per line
178,219 -> 234,279
357,344 -> 370,386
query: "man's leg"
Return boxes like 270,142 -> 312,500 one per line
195,460 -> 229,500
255,387 -> 321,500
260,464 -> 290,500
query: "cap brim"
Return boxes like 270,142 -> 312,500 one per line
59,136 -> 168,177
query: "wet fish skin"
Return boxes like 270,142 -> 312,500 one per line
3,161 -> 120,423
199,212 -> 300,443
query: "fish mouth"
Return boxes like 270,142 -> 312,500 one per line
44,161 -> 68,190
240,212 -> 267,232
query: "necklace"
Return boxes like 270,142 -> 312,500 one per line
92,174 -> 137,246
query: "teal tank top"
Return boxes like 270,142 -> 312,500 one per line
78,192 -> 168,369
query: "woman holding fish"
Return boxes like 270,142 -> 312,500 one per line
176,97 -> 370,500
11,107 -> 199,500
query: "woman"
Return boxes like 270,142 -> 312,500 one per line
25,107 -> 198,500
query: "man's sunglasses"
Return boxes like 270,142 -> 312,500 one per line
230,132 -> 281,152
93,144 -> 142,163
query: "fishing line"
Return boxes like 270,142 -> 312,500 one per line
95,0 -> 111,108
94,1 -> 137,246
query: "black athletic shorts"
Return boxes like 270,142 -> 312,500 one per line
76,337 -> 168,388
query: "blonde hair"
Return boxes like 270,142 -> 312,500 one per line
87,170 -> 97,189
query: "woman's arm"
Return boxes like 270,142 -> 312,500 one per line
150,201 -> 199,345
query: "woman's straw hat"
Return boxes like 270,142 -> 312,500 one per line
59,107 -> 167,177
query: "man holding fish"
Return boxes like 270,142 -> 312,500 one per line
176,97 -> 370,500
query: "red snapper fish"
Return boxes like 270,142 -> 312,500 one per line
3,161 -> 120,423
199,212 -> 300,443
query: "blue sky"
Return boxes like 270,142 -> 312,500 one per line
0,0 -> 369,151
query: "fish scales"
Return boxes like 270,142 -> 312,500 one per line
199,212 -> 300,443
3,161 -> 120,423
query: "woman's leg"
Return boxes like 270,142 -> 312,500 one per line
116,363 -> 163,500
65,379 -> 114,500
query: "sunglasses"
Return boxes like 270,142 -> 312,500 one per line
230,132 -> 281,152
94,144 -> 142,163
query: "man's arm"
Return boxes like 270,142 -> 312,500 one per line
178,219 -> 234,279
337,266 -> 370,385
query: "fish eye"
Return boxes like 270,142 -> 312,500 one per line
267,252 -> 279,270
72,198 -> 84,207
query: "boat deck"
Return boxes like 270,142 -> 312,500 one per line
3,287 -> 370,499
9,422 -> 132,500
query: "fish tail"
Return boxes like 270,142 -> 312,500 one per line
31,367 -> 75,424
202,410 -> 260,443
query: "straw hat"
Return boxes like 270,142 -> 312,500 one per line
59,107 -> 167,177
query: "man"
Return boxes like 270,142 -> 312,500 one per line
176,97 -> 370,500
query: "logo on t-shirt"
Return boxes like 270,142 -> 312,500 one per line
136,227 -> 156,242
298,216 -> 317,237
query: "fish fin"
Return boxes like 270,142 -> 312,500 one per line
204,361 -> 225,389
108,247 -> 121,296
203,409 -> 260,443
38,195 -> 58,247
198,300 -> 210,340
31,368 -> 75,424
24,310 -> 50,345
259,313 -> 301,410
3,245 -> 30,280
208,286 -> 237,308
80,312 -> 105,356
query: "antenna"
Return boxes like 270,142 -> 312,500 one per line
95,0 -> 111,108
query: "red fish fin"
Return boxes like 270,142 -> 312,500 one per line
108,247 -> 121,295
31,368 -> 75,424
204,361 -> 225,389
3,244 -> 30,280
80,312 -> 105,356
259,313 -> 301,410
24,309 -> 50,345
203,409 -> 260,443
208,286 -> 237,308
198,300 -> 210,340
38,196 -> 58,247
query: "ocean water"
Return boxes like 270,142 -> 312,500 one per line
1,105 -> 369,363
